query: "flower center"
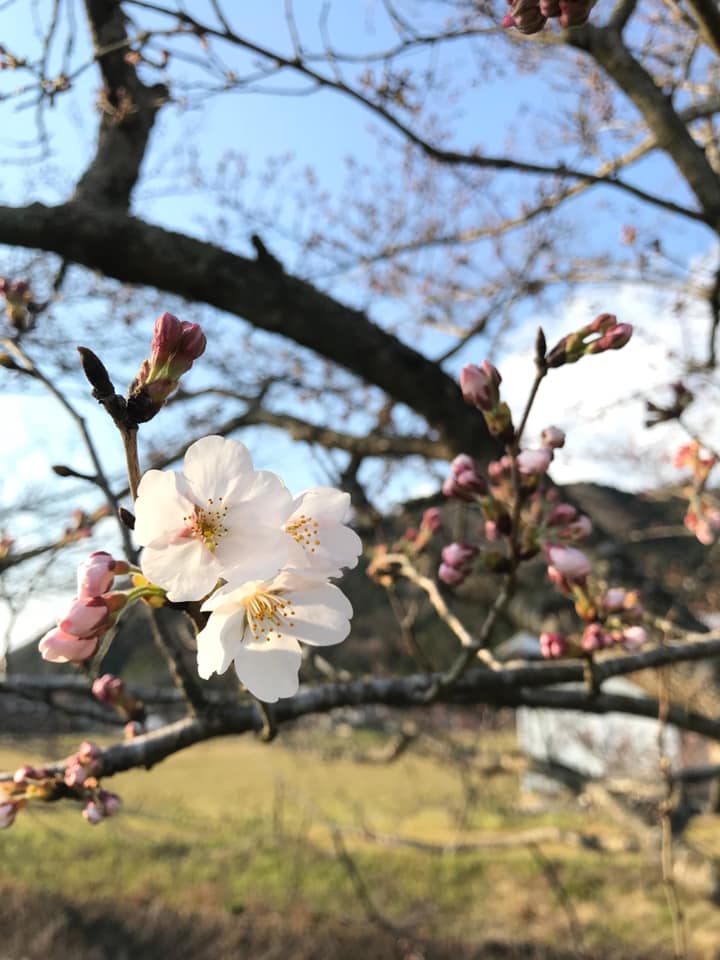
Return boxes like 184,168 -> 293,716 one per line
244,590 -> 296,642
182,498 -> 228,552
285,513 -> 321,554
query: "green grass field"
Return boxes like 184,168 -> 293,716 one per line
1,727 -> 717,958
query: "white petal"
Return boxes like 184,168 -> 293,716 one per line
141,539 -> 221,602
196,610 -> 242,679
287,523 -> 362,577
218,513 -> 289,584
234,470 -> 293,519
201,580 -> 263,614
134,470 -> 194,547
279,579 -> 353,647
292,487 -> 351,523
182,435 -> 254,503
233,635 -> 302,702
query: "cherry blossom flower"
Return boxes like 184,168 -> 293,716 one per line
134,436 -> 293,601
283,487 -> 362,578
196,571 -> 353,702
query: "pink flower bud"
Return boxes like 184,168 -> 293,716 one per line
444,454 -> 486,500
0,801 -> 18,829
77,741 -> 103,773
151,311 -> 184,361
438,563 -> 467,586
621,626 -> 648,650
547,503 -> 577,526
59,596 -> 111,639
77,551 -> 129,599
441,542 -> 478,568
503,0 -> 547,32
517,448 -> 553,476
459,361 -> 501,411
540,632 -> 567,658
581,622 -> 612,652
544,544 -> 591,581
541,426 -> 565,450
92,674 -> 125,705
484,520 -> 499,541
82,800 -> 105,825
421,507 -> 442,533
592,323 -> 633,352
39,628 -> 98,664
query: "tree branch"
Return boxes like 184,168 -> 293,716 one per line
0,200 -> 494,459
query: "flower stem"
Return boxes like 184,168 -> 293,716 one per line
122,425 -> 141,501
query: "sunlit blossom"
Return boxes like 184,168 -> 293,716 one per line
134,436 -> 293,601
196,571 -> 353,702
283,487 -> 362,578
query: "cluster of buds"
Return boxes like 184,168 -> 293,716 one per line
127,312 -> 206,423
460,361 -> 514,443
1,746 -> 119,829
502,0 -> 598,33
0,277 -> 36,331
546,314 -> 632,368
64,742 -> 120,824
39,551 -> 130,664
439,542 -> 478,587
442,453 -> 487,501
541,571 -> 648,659
92,673 -> 146,724
64,741 -> 102,788
674,441 -> 720,545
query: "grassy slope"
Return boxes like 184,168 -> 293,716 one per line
0,730 -> 715,957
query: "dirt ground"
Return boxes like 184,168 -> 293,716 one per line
0,884 -> 676,960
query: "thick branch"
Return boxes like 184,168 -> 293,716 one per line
0,200 -> 494,458
74,0 -> 167,207
569,24 -> 720,231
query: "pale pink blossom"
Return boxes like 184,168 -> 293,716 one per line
134,435 -> 293,601
459,361 -> 501,411
196,571 -> 353,702
283,487 -> 362,578
82,801 -> 104,825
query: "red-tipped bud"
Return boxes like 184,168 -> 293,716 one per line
581,622 -> 613,652
92,674 -> 125,705
459,361 -> 501,411
77,551 -> 129,599
540,632 -> 567,658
